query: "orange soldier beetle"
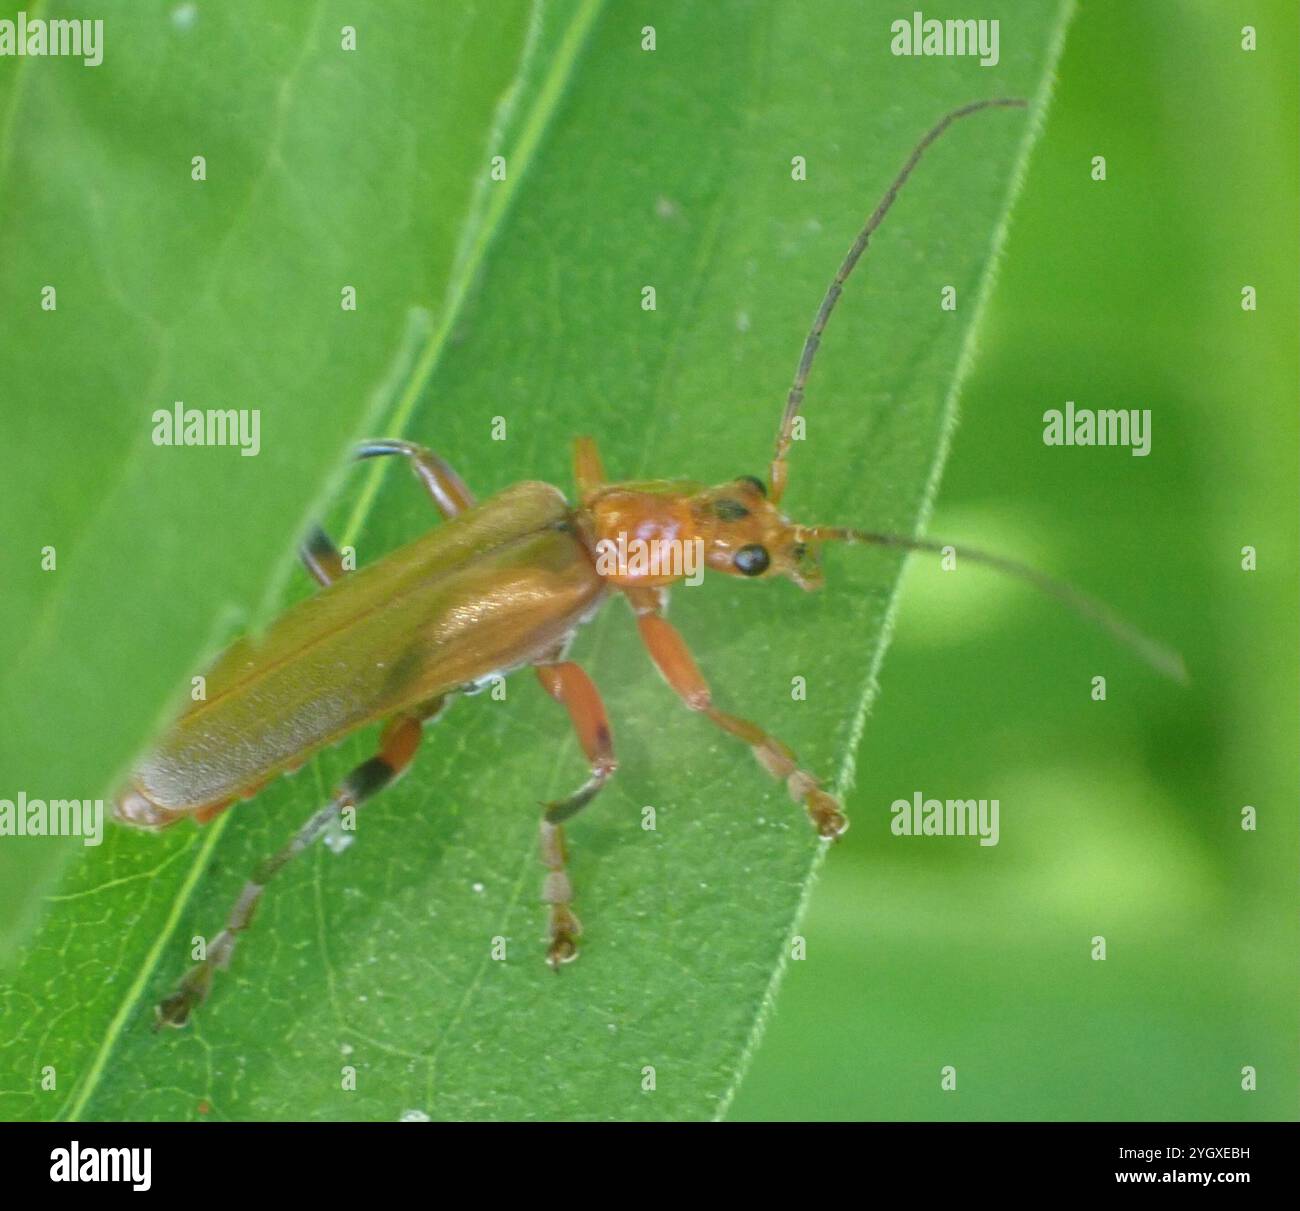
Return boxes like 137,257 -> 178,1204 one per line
114,98 -> 1183,1028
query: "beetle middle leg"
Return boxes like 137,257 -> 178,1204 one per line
155,697 -> 447,1028
626,588 -> 848,839
534,661 -> 617,967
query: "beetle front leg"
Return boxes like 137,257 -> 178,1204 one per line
535,662 -> 617,968
626,588 -> 848,839
572,435 -> 608,504
155,699 -> 446,1029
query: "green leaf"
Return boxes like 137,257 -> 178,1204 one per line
0,0 -> 1069,1121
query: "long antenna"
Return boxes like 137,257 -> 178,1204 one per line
803,526 -> 1188,684
769,97 -> 1027,504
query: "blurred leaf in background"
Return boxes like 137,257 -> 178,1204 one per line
0,0 -> 542,948
0,2 -> 1064,1120
732,0 -> 1300,1121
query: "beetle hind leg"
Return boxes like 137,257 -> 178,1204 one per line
155,699 -> 447,1029
355,438 -> 476,518
299,441 -> 477,588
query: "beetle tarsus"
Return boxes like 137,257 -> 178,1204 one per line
546,906 -> 582,970
807,788 -> 850,840
153,963 -> 212,1030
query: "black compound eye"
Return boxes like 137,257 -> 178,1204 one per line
737,475 -> 767,497
712,498 -> 750,522
733,544 -> 770,576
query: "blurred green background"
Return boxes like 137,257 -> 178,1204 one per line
732,0 -> 1300,1119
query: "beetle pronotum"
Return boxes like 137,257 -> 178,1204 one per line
114,98 -> 1182,1028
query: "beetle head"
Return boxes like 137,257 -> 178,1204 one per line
692,477 -> 824,591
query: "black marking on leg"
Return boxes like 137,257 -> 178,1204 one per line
303,525 -> 338,562
300,524 -> 346,586
544,779 -> 602,824
344,756 -> 396,804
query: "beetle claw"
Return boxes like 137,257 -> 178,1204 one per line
154,994 -> 194,1031
546,907 -> 582,970
546,936 -> 579,969
808,789 -> 849,840
153,962 -> 213,1031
